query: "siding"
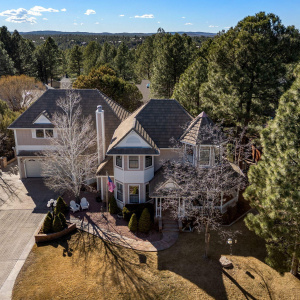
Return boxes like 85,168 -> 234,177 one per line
16,129 -> 51,146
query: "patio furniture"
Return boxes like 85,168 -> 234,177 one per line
80,197 -> 89,210
70,200 -> 80,213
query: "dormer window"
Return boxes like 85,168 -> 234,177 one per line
129,156 -> 139,169
116,156 -> 122,168
199,147 -> 210,166
186,145 -> 194,163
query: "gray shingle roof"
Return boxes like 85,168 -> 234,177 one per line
96,156 -> 114,176
107,99 -> 193,153
180,111 -> 216,145
9,89 -> 130,153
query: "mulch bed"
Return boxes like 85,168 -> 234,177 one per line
62,190 -> 163,243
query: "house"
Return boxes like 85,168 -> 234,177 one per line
9,89 -> 241,220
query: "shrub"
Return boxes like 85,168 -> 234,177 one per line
109,196 -> 119,214
125,203 -> 154,221
138,208 -> 151,233
42,212 -> 53,233
128,213 -> 138,232
122,207 -> 132,222
55,196 -> 68,215
53,215 -> 64,232
58,212 -> 67,228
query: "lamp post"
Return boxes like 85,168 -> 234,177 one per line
47,199 -> 57,218
227,238 -> 233,256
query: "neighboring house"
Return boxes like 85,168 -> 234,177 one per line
8,89 -> 241,220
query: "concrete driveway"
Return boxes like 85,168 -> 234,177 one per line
0,162 -> 58,299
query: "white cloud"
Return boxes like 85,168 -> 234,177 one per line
0,6 -> 59,23
134,14 -> 154,19
157,21 -> 160,24
185,23 -> 192,25
95,22 -> 99,24
119,14 -> 124,17
61,8 -> 67,12
28,6 -> 59,16
224,26 -> 230,29
73,22 -> 78,25
84,9 -> 96,15
80,23 -> 84,25
43,18 -> 48,20
182,17 -> 186,19
209,25 -> 219,28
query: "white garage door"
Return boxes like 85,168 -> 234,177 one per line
25,159 -> 42,177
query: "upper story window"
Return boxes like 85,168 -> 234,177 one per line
145,156 -> 152,168
116,156 -> 122,168
186,145 -> 194,163
199,147 -> 210,166
129,156 -> 139,169
116,182 -> 123,202
35,129 -> 53,139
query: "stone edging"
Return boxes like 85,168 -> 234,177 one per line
35,223 -> 77,243
70,217 -> 179,252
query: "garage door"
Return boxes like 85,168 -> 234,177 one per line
25,159 -> 42,177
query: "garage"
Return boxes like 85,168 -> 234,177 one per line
25,159 -> 43,178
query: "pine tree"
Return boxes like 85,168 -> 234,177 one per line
199,12 -> 300,128
58,212 -> 67,228
128,213 -> 138,232
138,208 -> 151,233
42,212 -> 53,233
0,42 -> 15,76
113,42 -> 133,80
244,67 -> 300,275
83,41 -> 101,75
69,45 -> 83,76
109,196 -> 119,214
97,42 -> 113,66
53,215 -> 64,232
55,196 -> 68,215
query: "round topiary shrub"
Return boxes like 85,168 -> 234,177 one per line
128,213 -> 138,232
138,208 -> 151,233
42,212 -> 53,233
55,196 -> 68,215
109,196 -> 119,214
53,215 -> 64,233
58,212 -> 67,228
122,207 -> 132,222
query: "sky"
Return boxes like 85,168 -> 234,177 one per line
0,0 -> 299,33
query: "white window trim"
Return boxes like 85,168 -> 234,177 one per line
144,156 -> 153,169
115,180 -> 124,203
115,156 -> 123,170
33,128 -> 55,139
128,184 -> 140,204
128,156 -> 139,170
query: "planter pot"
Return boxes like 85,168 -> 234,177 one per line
117,212 -> 123,219
35,222 -> 76,243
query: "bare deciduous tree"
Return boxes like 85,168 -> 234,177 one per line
159,123 -> 250,258
0,75 -> 45,111
41,90 -> 98,201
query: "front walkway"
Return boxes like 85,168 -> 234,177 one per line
70,216 -> 179,252
0,163 -> 57,299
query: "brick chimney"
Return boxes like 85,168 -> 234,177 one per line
95,105 -> 105,164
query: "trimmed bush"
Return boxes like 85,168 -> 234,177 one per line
55,196 -> 68,215
125,203 -> 154,221
109,196 -> 119,214
128,213 -> 138,232
122,207 -> 132,222
58,212 -> 67,228
138,208 -> 151,233
53,215 -> 64,233
42,212 -> 53,233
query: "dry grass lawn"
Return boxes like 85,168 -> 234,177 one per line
13,220 -> 300,300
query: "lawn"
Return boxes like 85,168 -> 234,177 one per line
13,220 -> 299,300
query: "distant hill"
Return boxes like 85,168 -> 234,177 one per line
19,30 -> 216,37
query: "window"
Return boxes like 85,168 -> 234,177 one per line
129,185 -> 139,203
145,183 -> 150,201
129,156 -> 139,169
45,129 -> 53,137
186,145 -> 194,163
145,156 -> 152,168
36,129 -> 44,138
116,182 -> 123,201
116,156 -> 122,168
35,129 -> 54,138
214,147 -> 220,164
199,147 -> 210,165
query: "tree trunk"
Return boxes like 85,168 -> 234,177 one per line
204,222 -> 210,258
290,241 -> 299,276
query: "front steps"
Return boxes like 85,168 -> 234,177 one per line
162,218 -> 179,233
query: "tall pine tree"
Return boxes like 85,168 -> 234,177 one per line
244,66 -> 300,275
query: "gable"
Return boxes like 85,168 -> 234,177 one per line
157,179 -> 180,191
116,130 -> 152,148
33,114 -> 52,124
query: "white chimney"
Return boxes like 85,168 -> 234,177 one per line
96,106 -> 105,164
